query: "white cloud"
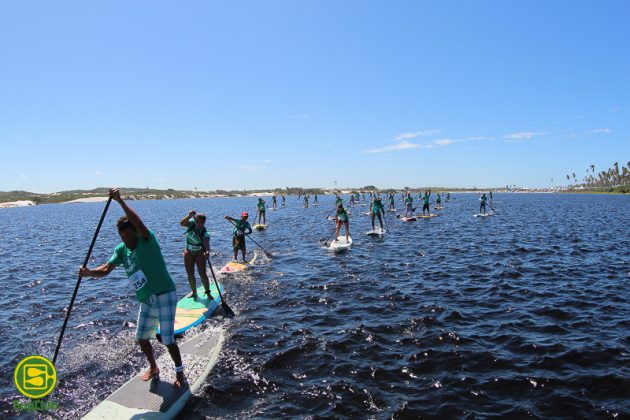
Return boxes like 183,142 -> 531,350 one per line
91,171 -> 103,176
235,159 -> 272,172
364,140 -> 422,154
433,139 -> 454,146
393,129 -> 441,141
19,174 -> 27,179
291,113 -> 315,120
589,128 -> 611,134
503,131 -> 549,141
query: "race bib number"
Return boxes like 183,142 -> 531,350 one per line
129,270 -> 148,292
189,244 -> 202,252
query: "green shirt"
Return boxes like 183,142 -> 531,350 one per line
422,193 -> 430,205
108,229 -> 176,303
405,196 -> 413,205
336,197 -> 343,206
336,209 -> 349,222
257,200 -> 266,211
372,199 -> 384,214
232,219 -> 252,236
185,218 -> 209,252
480,195 -> 487,204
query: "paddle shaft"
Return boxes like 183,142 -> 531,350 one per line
53,197 -> 112,365
203,245 -> 235,317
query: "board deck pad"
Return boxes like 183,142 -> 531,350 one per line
366,228 -> 386,236
156,284 -> 222,336
83,329 -> 224,419
253,224 -> 267,231
220,251 -> 258,274
329,236 -> 352,251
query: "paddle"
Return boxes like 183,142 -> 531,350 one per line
396,207 -> 416,219
53,197 -> 112,365
324,228 -> 337,247
227,219 -> 273,259
324,206 -> 336,220
202,244 -> 235,318
382,211 -> 390,232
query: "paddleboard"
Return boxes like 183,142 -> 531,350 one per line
387,209 -> 397,212
434,206 -> 444,210
156,284 -> 222,337
366,227 -> 386,236
304,205 -> 309,208
417,214 -> 438,218
328,236 -> 352,252
219,251 -> 258,274
253,224 -> 267,231
326,216 -> 336,220
363,211 -> 371,216
400,216 -> 417,222
314,204 -> 319,207
473,213 -> 493,218
271,208 -> 277,211
83,329 -> 224,420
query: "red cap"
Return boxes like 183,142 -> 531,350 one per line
241,212 -> 248,217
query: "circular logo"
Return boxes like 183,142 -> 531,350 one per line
14,355 -> 57,399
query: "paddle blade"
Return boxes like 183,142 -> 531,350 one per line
221,301 -> 235,318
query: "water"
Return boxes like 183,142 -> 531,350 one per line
0,193 -> 629,418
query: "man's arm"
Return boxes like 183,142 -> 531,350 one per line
181,211 -> 196,227
79,262 -> 116,278
110,189 -> 149,239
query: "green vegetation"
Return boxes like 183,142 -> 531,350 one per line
565,161 -> 630,193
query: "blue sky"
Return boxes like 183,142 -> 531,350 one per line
1,1 -> 628,192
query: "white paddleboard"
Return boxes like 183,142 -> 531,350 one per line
473,213 -> 493,217
83,329 -> 224,420
366,228 -> 386,236
400,216 -> 417,222
253,224 -> 267,231
328,236 -> 352,252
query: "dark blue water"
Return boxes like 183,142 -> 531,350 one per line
0,193 -> 629,418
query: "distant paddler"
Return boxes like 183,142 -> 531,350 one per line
334,204 -> 351,243
314,193 -> 319,205
281,194 -> 286,206
388,193 -> 395,211
79,189 -> 186,388
256,198 -> 266,225
489,191 -> 494,204
225,212 -> 253,262
421,189 -> 432,215
404,193 -> 414,218
179,210 -> 212,300
446,192 -> 451,202
480,193 -> 488,215
349,194 -> 356,207
436,192 -> 442,208
271,195 -> 277,210
303,194 -> 309,207
335,194 -> 343,208
370,195 -> 385,231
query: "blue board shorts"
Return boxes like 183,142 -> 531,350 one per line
136,290 -> 177,345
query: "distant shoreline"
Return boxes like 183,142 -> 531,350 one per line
0,187 -> 626,208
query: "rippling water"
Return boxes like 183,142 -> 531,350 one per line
0,193 -> 629,418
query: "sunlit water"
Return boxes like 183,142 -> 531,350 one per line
0,193 -> 628,418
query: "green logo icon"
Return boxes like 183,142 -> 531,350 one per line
14,355 -> 57,399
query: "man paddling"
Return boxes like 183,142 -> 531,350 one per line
80,189 -> 185,388
388,193 -> 395,211
436,192 -> 442,208
334,204 -> 350,243
272,195 -> 277,209
480,193 -> 488,215
404,193 -> 414,218
256,198 -> 266,225
421,189 -> 431,215
179,210 -> 212,300
225,212 -> 253,262
370,195 -> 385,231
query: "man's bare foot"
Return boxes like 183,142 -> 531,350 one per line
173,372 -> 186,388
141,366 -> 160,381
